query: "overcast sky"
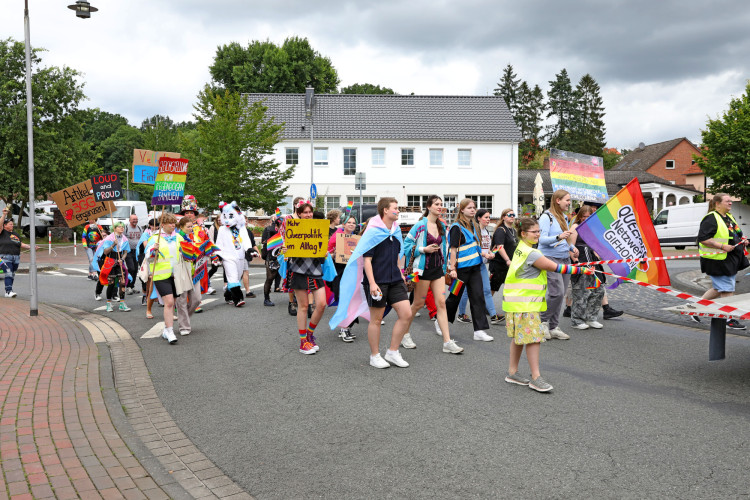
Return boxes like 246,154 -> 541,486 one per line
3,0 -> 749,149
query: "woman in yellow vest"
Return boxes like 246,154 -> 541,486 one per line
503,217 -> 594,392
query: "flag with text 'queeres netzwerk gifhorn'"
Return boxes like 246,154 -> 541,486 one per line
575,178 -> 670,288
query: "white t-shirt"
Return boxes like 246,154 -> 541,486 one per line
124,224 -> 142,250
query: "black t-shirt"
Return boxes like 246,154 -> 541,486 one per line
490,225 -> 517,270
0,229 -> 22,256
364,234 -> 402,284
698,212 -> 745,276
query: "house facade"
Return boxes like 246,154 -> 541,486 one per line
614,137 -> 704,186
244,93 -> 521,216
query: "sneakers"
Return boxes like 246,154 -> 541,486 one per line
338,328 -> 354,342
587,320 -> 603,329
206,286 -> 216,295
369,353 -> 390,369
435,319 -> 443,336
415,312 -> 421,318
603,304 -> 623,319
490,314 -> 505,325
549,327 -> 570,340
4,291 -> 17,298
300,341 -> 316,354
473,330 -> 494,341
505,372 -> 530,386
264,298 -> 275,307
288,302 -> 297,316
235,300 -> 245,307
195,306 -> 203,313
442,339 -> 464,354
141,295 -> 147,306
246,291 -> 256,298
529,376 -> 553,392
307,335 -> 320,352
727,319 -> 747,330
384,349 -> 409,367
571,323 -> 589,330
95,294 -> 102,301
542,322 -> 551,340
457,314 -> 471,323
162,329 -> 178,344
401,333 -> 417,349
381,319 -> 386,325
563,305 -> 571,318
179,330 -> 190,336
105,302 -> 113,313
118,302 -> 131,312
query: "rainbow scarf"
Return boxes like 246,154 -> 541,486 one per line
266,232 -> 283,252
179,241 -> 200,262
575,178 -> 670,288
449,279 -> 464,296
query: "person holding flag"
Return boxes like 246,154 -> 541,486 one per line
93,222 -> 132,313
261,215 -> 283,306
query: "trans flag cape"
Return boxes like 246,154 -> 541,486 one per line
575,178 -> 670,288
328,215 -> 404,329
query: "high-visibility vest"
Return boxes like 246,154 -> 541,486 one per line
699,211 -> 738,261
502,240 -> 547,313
146,233 -> 184,281
450,223 -> 482,268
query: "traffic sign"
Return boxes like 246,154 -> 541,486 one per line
354,172 -> 366,191
310,183 -> 317,200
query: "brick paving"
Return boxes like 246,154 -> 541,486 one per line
0,300 -> 252,500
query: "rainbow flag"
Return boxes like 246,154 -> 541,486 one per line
549,148 -> 608,203
266,232 -> 283,252
180,241 -> 200,262
346,201 -> 354,213
0,257 -> 6,273
407,272 -> 419,283
575,178 -> 669,288
275,208 -> 281,217
449,279 -> 464,296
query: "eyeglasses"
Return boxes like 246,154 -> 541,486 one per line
506,214 -> 516,218
525,230 -> 541,234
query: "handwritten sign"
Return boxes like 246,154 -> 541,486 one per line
90,173 -> 123,202
131,149 -> 181,185
284,219 -> 328,258
152,158 -> 189,205
335,233 -> 360,264
50,179 -> 115,228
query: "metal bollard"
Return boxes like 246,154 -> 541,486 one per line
48,230 -> 52,255
74,232 -> 77,256
708,317 -> 727,361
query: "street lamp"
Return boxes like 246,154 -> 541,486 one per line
24,0 -> 98,316
305,87 -> 315,201
121,169 -> 130,200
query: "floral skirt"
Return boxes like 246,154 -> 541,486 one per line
506,311 -> 546,345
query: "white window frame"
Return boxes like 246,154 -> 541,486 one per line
443,195 -> 457,214
314,147 -> 329,167
429,148 -> 444,167
466,195 -> 493,215
458,149 -> 472,168
406,195 -> 430,210
324,196 -> 340,212
343,148 -> 357,176
371,148 -> 386,167
401,148 -> 415,167
347,195 -> 376,204
285,147 -> 299,166
665,159 -> 675,170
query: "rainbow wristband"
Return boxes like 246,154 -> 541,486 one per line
555,264 -> 589,275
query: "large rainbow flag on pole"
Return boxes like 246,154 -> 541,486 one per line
575,178 -> 670,288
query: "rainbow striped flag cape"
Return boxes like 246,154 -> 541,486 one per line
575,178 -> 670,288
449,279 -> 464,296
266,232 -> 283,252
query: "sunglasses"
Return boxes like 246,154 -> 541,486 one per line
506,214 -> 516,218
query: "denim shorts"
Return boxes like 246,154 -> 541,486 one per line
710,274 -> 736,293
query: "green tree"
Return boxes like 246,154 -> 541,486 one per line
494,63 -> 521,117
515,82 -> 546,142
209,37 -> 339,94
602,148 -> 622,170
571,74 -> 606,156
695,82 -> 750,201
545,68 -> 575,149
340,83 -> 396,94
0,38 -> 94,224
183,86 -> 292,212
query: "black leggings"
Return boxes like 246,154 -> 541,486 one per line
264,261 -> 279,296
456,264 -> 489,330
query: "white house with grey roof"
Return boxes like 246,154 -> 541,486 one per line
244,93 -> 521,216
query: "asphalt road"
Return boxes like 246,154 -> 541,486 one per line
8,264 -> 750,499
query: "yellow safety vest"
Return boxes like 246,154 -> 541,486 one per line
699,211 -> 738,261
503,240 -> 547,313
146,233 -> 185,281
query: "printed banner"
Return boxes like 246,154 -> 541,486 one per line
335,233 -> 361,264
284,219 -> 328,258
90,173 -> 123,202
50,180 -> 115,228
549,148 -> 608,203
131,149 -> 181,185
152,158 -> 189,206
575,178 -> 670,287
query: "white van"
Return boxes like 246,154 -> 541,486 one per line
653,201 -> 750,249
96,201 -> 149,231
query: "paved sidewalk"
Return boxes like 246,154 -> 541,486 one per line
0,300 -> 252,500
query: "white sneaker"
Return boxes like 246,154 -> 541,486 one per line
571,323 -> 589,330
549,327 -> 570,340
207,286 -> 216,295
415,312 -> 421,317
95,294 -> 102,301
542,321 -> 551,340
5,291 -> 17,298
381,319 -> 386,325
435,319 -> 443,336
473,330 -> 494,342
401,333 -> 417,349
587,320 -> 604,329
162,329 -> 177,344
369,353 -> 390,369
442,339 -> 464,354
179,330 -> 190,336
384,349 -> 409,367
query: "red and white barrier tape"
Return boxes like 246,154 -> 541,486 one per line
579,252 -> 722,266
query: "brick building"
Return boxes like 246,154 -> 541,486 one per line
613,138 -> 704,186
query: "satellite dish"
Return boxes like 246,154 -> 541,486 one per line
638,142 -> 646,150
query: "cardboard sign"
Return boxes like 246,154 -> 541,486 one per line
284,219 -> 328,258
131,149 -> 181,185
335,233 -> 360,264
152,157 -> 189,206
90,173 -> 123,202
50,179 -> 115,228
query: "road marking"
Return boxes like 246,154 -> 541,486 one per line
45,271 -> 65,276
64,268 -> 89,273
93,305 -> 107,311
141,322 -> 165,339
200,298 -> 217,305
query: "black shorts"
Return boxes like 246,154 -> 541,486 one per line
364,280 -> 409,308
289,273 -> 325,292
490,267 -> 508,292
154,277 -> 179,298
421,265 -> 444,281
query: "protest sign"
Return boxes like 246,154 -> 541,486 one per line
90,173 -> 123,202
131,149 -> 181,185
549,148 -> 608,203
284,219 -> 328,258
152,157 -> 189,206
50,179 -> 115,228
335,233 -> 360,264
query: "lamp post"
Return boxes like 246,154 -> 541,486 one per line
121,169 -> 130,200
305,87 -> 315,201
23,0 -> 97,316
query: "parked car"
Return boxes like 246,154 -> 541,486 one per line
653,201 -> 750,249
0,201 -> 53,237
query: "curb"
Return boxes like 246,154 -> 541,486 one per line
14,265 -> 58,274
